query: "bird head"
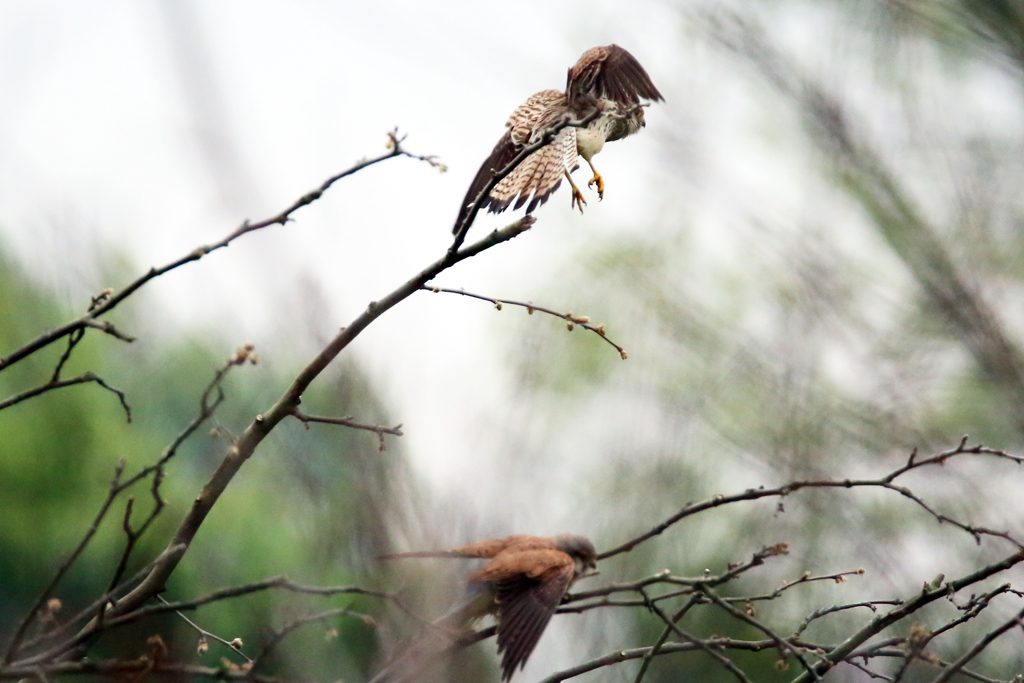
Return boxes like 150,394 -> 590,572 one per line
603,103 -> 646,142
553,534 -> 598,575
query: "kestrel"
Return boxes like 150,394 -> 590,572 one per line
378,533 -> 598,681
453,45 -> 663,234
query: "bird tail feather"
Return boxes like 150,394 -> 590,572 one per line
377,550 -> 464,560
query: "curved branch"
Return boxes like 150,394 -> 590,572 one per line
156,595 -> 252,664
789,550 -> 1024,683
0,131 -> 435,374
540,638 -> 814,683
599,441 -> 1024,560
421,286 -> 628,359
32,216 -> 535,667
4,352 -> 243,665
0,372 -> 131,421
290,409 -> 403,451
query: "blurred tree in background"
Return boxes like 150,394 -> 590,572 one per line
478,1 -> 1024,680
3,1 -> 1024,682
0,252 -> 416,681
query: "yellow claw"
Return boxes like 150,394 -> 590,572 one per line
587,173 -> 605,201
570,186 -> 587,214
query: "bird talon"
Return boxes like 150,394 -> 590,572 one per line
588,174 -> 605,201
571,187 -> 587,214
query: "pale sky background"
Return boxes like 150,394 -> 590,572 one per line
4,0 -> 1019,547
0,0 -> 711,497
4,2 -> 1022,678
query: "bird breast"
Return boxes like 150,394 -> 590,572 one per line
574,122 -> 608,161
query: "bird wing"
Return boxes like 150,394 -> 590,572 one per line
452,129 -> 518,234
489,126 -> 577,215
453,90 -> 573,233
566,44 -> 664,106
378,535 -> 553,561
451,535 -> 550,558
469,548 -> 575,681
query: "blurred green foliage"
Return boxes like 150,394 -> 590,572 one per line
0,251 -> 409,680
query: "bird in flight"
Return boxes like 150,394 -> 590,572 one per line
453,45 -> 663,235
376,533 -> 598,681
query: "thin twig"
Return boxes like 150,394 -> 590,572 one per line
0,130 -> 436,374
539,638 -> 816,683
421,286 -> 628,359
103,471 -> 167,609
565,544 -> 797,610
82,319 -> 136,343
600,441 -> 1024,560
2,461 -> 128,664
4,350 -> 246,665
697,584 -> 823,681
927,607 -> 1024,683
252,605 -> 369,666
12,576 -> 421,668
0,372 -> 132,421
890,584 -> 1012,682
789,550 -> 1024,682
0,659 -> 292,682
638,587 -> 752,683
156,595 -> 252,664
74,216 -> 536,653
50,330 -> 84,382
633,593 -> 703,682
290,409 -> 403,452
17,544 -> 187,655
793,600 -> 902,638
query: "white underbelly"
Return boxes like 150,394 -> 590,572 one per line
575,125 -> 606,161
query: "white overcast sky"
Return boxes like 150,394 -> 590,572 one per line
5,0 -> 1020,517
0,0 -> 705,496
7,0 -> 1021,515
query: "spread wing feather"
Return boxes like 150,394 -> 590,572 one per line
492,564 -> 574,681
494,127 -> 576,215
452,130 -> 519,234
452,90 -> 572,233
567,44 -> 664,106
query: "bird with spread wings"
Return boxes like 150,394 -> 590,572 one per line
373,534 -> 597,682
453,45 -> 663,235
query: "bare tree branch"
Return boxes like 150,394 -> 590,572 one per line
789,550 -> 1024,682
421,285 -> 629,359
156,595 -> 252,664
0,372 -> 132,420
600,440 -> 1024,560
290,409 -> 403,451
637,587 -> 753,683
251,605 -> 369,668
48,215 -> 537,660
928,607 -> 1024,683
3,349 -> 247,665
697,584 -> 823,681
0,659 -> 293,682
2,461 -> 130,665
0,131 -> 436,374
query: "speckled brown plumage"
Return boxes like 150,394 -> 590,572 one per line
566,44 -> 664,107
453,45 -> 663,234
379,534 -> 597,681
